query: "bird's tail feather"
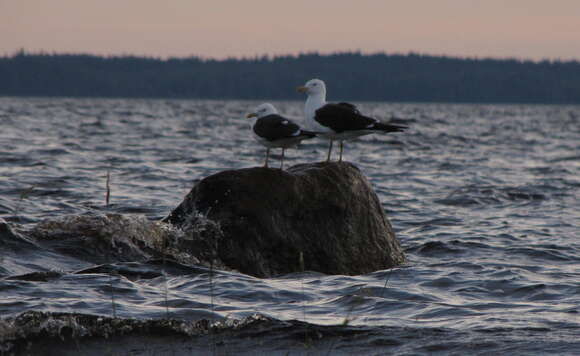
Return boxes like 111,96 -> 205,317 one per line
373,122 -> 408,133
300,130 -> 321,138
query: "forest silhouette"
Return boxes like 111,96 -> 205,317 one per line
1,51 -> 579,103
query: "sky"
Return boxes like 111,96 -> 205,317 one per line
1,0 -> 579,61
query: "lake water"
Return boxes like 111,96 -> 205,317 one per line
0,97 -> 579,355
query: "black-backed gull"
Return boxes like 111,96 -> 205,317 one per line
246,103 -> 317,169
297,78 -> 407,162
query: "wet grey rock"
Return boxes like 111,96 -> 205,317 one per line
0,310 -> 216,355
0,218 -> 39,250
164,162 -> 405,278
0,310 -> 353,356
26,213 -> 228,271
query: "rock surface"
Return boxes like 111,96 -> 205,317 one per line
24,213 -> 228,272
164,162 -> 405,278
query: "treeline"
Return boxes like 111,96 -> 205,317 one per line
1,51 -> 580,103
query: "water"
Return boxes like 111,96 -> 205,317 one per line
0,97 -> 579,355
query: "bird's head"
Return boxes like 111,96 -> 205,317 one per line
297,78 -> 326,96
246,103 -> 278,119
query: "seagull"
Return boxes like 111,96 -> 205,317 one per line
297,78 -> 407,162
246,103 -> 317,169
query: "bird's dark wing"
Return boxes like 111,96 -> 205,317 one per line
336,102 -> 360,114
253,114 -> 301,141
314,103 -> 376,133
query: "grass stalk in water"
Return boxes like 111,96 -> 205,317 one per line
105,169 -> 111,206
162,233 -> 170,318
108,272 -> 117,319
326,268 -> 396,356
299,252 -> 306,323
15,185 -> 36,222
380,267 -> 395,298
299,251 -> 310,347
325,286 -> 367,355
105,244 -> 117,319
209,258 -> 216,356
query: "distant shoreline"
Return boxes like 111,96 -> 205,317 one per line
2,51 -> 579,104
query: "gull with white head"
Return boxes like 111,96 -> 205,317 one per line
246,103 -> 317,169
297,79 -> 407,162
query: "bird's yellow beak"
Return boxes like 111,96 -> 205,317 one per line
246,113 -> 257,118
296,86 -> 308,93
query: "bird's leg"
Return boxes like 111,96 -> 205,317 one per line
264,148 -> 270,168
326,140 -> 334,162
280,148 -> 285,170
339,141 -> 344,162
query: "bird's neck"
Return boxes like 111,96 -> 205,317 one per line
305,93 -> 326,120
249,117 -> 259,130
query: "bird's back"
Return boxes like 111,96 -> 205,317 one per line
254,114 -> 300,141
314,103 -> 376,133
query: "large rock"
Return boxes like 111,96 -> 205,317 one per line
163,162 -> 405,277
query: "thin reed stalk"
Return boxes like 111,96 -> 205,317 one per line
209,258 -> 216,356
326,268 -> 396,354
105,169 -> 111,206
324,286 -> 364,355
299,251 -> 309,347
299,252 -> 306,323
162,234 -> 170,318
105,243 -> 117,319
380,267 -> 395,298
108,272 -> 117,318
15,185 -> 35,222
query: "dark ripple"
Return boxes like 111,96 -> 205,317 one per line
506,247 -> 575,262
409,241 -> 464,255
549,155 -> 580,162
436,185 -> 549,207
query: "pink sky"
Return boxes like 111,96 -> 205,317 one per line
1,0 -> 579,60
